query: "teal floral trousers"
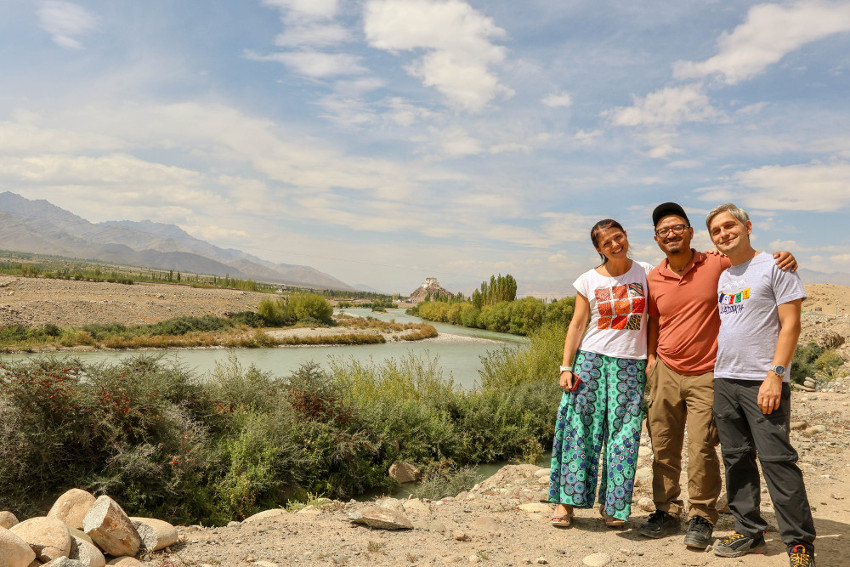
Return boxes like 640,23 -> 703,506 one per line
548,350 -> 646,520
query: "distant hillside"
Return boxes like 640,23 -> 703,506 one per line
0,192 -> 354,291
798,268 -> 850,286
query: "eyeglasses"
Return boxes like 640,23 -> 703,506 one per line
655,224 -> 689,237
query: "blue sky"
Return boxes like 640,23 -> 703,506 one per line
1,1 -> 849,294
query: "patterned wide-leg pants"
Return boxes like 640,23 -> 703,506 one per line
548,350 -> 646,521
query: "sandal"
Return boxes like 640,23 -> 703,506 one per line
599,505 -> 626,528
551,504 -> 573,528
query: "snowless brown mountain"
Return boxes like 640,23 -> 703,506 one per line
0,192 -> 353,291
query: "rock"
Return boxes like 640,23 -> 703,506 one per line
243,509 -> 288,523
42,558 -> 86,567
376,498 -> 405,512
104,558 -> 143,566
82,496 -> 140,557
388,462 -> 421,484
517,503 -> 550,514
254,562 -> 279,567
348,507 -> 413,530
790,421 -> 809,431
637,497 -> 654,512
67,528 -> 93,546
48,489 -> 97,531
128,518 -> 177,552
10,517 -> 72,562
70,535 -> 106,567
0,511 -> 20,530
583,552 -> 612,566
0,527 -> 37,567
453,531 -> 470,541
534,468 -> 550,478
717,493 -> 732,514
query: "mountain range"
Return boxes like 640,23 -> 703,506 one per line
0,192 -> 354,291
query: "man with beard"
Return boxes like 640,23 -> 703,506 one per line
638,202 -> 795,550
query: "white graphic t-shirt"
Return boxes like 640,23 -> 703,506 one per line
573,260 -> 653,360
715,253 -> 806,382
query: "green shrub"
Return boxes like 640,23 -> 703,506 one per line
411,466 -> 482,500
289,293 -> 334,325
257,297 -> 296,326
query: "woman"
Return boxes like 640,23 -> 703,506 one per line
548,219 -> 652,528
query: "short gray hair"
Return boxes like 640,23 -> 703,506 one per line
705,202 -> 749,230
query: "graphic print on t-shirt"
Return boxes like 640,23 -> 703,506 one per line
596,282 -> 645,330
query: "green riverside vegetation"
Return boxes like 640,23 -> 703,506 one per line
0,322 -> 567,525
409,273 -> 575,336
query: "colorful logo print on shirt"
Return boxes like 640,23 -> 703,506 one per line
718,288 -> 749,315
596,283 -> 645,330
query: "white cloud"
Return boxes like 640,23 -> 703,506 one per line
245,50 -> 365,77
382,97 -> 433,126
274,23 -> 349,48
698,161 -> 850,212
542,92 -> 572,108
674,1 -> 850,84
364,0 -> 511,111
262,0 -> 339,20
433,126 -> 483,157
37,1 -> 96,50
607,84 -> 719,127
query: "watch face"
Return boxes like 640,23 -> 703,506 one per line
772,365 -> 786,376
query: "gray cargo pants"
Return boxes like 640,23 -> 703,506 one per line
713,378 -> 815,553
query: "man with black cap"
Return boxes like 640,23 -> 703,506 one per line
639,202 -> 796,550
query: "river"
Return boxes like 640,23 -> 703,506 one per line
0,308 -> 525,390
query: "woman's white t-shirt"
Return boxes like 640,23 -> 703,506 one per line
573,260 -> 653,360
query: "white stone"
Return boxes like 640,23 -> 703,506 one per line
388,462 -> 421,484
637,497 -> 654,512
348,507 -> 413,530
243,509 -> 288,523
128,518 -> 177,552
10,516 -> 72,562
82,496 -> 140,557
0,526 -> 37,567
42,558 -> 86,567
70,535 -> 106,567
105,558 -> 144,566
0,511 -> 19,530
534,468 -> 550,478
48,489 -> 97,531
582,552 -> 612,566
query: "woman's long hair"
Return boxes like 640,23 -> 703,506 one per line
590,219 -> 625,264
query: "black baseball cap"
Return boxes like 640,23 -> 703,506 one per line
652,202 -> 690,227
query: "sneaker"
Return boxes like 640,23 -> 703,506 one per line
683,515 -> 713,549
788,544 -> 815,567
639,510 -> 680,538
713,531 -> 765,557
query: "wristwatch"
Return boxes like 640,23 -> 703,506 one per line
769,364 -> 786,377
559,365 -> 573,373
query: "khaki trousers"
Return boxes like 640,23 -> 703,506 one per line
646,358 -> 721,524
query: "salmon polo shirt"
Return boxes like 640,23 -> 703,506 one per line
648,251 -> 732,375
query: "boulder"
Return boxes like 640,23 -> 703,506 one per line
388,463 -> 421,484
48,490 -> 97,531
129,518 -> 177,552
82,496 -> 140,557
817,331 -> 845,350
348,507 -> 413,530
0,527 -> 37,567
42,557 -> 86,566
10,517 -> 72,562
0,511 -> 20,529
70,535 -> 106,567
243,509 -> 287,523
105,557 -> 144,566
